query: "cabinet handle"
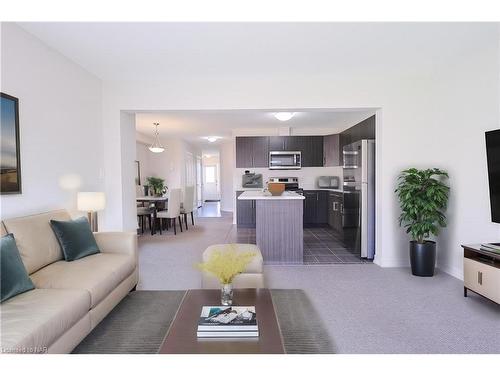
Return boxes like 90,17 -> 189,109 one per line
477,271 -> 482,285
340,204 -> 344,214
333,202 -> 338,211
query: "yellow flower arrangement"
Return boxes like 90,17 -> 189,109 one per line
197,245 -> 256,285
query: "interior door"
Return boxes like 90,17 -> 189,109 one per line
203,164 -> 220,201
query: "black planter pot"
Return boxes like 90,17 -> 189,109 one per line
409,241 -> 436,277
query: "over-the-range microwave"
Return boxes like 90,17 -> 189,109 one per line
269,151 -> 301,170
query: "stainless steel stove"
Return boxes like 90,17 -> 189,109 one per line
268,177 -> 303,195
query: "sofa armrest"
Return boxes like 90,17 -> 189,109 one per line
94,231 -> 137,258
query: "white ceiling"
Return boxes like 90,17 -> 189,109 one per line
18,22 -> 494,81
135,109 -> 375,146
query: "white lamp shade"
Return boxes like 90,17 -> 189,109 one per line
77,192 -> 106,212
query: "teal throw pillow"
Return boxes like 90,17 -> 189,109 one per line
1,233 -> 35,303
50,217 -> 100,261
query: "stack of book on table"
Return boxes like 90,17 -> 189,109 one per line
480,243 -> 500,254
197,306 -> 259,338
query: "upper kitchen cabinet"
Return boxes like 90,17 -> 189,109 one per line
296,136 -> 324,167
236,135 -> 324,168
235,136 -> 269,168
339,115 -> 375,162
268,136 -> 286,151
323,134 -> 340,166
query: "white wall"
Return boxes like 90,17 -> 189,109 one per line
101,24 -> 500,280
135,136 -> 200,197
119,112 -> 137,231
135,142 -> 154,187
0,23 -> 103,219
220,141 -> 235,212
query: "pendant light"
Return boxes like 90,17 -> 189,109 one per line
148,122 -> 165,153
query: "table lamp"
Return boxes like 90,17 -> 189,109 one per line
77,192 -> 106,232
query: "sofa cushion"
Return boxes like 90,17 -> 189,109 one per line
0,288 -> 90,353
2,210 -> 71,274
30,253 -> 135,308
50,217 -> 100,261
1,234 -> 35,303
203,244 -> 263,273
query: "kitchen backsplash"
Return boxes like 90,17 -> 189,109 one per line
234,167 -> 343,190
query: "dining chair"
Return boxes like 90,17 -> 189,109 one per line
181,185 -> 195,230
156,188 -> 182,235
137,206 -> 153,235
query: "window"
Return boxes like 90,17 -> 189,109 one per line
205,166 -> 216,183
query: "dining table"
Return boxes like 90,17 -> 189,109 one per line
136,196 -> 168,234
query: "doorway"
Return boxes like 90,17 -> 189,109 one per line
198,151 -> 221,217
202,152 -> 220,201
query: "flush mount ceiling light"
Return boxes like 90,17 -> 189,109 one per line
274,112 -> 296,122
205,136 -> 220,143
148,122 -> 165,153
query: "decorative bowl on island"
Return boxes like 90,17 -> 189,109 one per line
267,182 -> 285,196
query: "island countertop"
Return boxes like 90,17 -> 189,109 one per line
237,190 -> 305,200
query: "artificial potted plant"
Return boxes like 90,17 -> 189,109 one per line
395,168 -> 449,276
197,245 -> 256,305
146,176 -> 166,197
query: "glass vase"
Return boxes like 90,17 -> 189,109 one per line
221,283 -> 233,306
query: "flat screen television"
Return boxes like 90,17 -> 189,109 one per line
485,129 -> 500,223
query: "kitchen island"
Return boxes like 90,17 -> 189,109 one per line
238,190 -> 305,264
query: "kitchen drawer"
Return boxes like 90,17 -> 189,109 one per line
464,258 -> 500,303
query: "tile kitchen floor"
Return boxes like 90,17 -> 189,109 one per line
226,226 -> 369,264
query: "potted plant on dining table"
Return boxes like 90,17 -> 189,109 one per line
146,176 -> 166,197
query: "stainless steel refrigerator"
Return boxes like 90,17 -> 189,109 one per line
342,139 -> 375,259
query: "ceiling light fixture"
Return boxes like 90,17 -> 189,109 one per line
206,136 -> 219,143
148,122 -> 165,153
274,112 -> 296,122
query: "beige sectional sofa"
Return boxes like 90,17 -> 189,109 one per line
0,210 -> 138,354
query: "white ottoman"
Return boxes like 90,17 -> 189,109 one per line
201,244 -> 264,289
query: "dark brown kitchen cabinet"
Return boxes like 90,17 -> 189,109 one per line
287,136 -> 324,167
235,137 -> 269,168
323,134 -> 340,166
339,115 -> 375,164
237,135 -> 324,168
268,136 -> 286,151
300,136 -> 324,167
328,192 -> 343,236
236,191 -> 256,228
303,191 -> 317,227
303,190 -> 329,227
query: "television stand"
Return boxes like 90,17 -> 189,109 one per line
461,244 -> 500,304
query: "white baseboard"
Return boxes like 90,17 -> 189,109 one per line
377,255 -> 463,280
437,263 -> 463,280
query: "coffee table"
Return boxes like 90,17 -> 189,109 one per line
158,288 -> 285,354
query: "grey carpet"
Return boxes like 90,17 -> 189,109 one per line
138,215 -> 500,353
72,289 -> 334,354
73,291 -> 186,354
269,289 -> 334,354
